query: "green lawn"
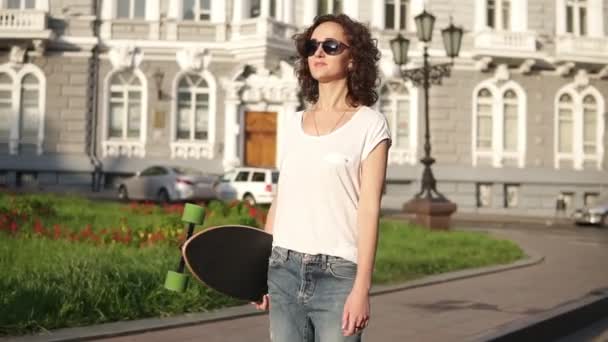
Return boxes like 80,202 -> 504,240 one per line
0,192 -> 524,336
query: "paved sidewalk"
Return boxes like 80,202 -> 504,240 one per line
89,225 -> 608,342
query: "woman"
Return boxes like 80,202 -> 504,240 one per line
253,13 -> 391,342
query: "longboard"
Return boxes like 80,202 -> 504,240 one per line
182,225 -> 273,302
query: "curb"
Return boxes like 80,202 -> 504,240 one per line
471,288 -> 608,341
3,250 -> 545,342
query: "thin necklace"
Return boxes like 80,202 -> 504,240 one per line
312,108 -> 348,136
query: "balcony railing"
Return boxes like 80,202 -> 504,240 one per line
555,35 -> 608,62
474,30 -> 537,55
0,9 -> 51,39
230,17 -> 296,41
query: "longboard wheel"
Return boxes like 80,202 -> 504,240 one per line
164,270 -> 189,292
182,203 -> 205,224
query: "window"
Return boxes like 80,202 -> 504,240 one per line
476,183 -> 493,208
317,0 -> 342,15
473,81 -> 526,167
503,184 -> 519,208
503,90 -> 518,152
20,74 -> 39,144
0,65 -> 45,155
0,73 -> 11,142
176,74 -> 209,141
271,171 -> 279,184
385,0 -> 408,30
235,171 -> 250,182
117,0 -> 146,19
16,172 -> 37,188
220,171 -> 236,182
582,95 -> 596,154
108,70 -> 144,139
140,167 -> 158,176
557,94 -> 574,154
486,0 -> 510,30
6,0 -> 35,9
476,88 -> 493,150
183,0 -> 211,21
250,0 -> 261,17
251,172 -> 265,182
584,192 -> 599,206
269,0 -> 277,18
555,87 -> 604,170
379,82 -> 417,164
565,0 -> 587,35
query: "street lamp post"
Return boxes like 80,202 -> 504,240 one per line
390,11 -> 463,230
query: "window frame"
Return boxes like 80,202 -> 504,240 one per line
116,0 -> 147,19
554,86 -> 605,170
378,80 -> 418,165
472,80 -> 526,168
182,0 -> 211,21
0,63 -> 46,155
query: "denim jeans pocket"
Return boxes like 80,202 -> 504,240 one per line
269,247 -> 288,267
327,258 -> 357,280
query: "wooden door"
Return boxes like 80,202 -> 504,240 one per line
244,111 -> 277,167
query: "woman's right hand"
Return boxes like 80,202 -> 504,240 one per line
251,294 -> 270,311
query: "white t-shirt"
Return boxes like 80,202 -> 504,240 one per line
272,105 -> 392,263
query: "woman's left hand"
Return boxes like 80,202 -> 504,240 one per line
341,288 -> 370,336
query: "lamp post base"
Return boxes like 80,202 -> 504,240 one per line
402,197 -> 458,230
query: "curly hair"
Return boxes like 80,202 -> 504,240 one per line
293,14 -> 381,107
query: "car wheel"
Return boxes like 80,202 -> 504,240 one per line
243,193 -> 256,206
118,186 -> 129,201
157,188 -> 170,204
602,215 -> 608,228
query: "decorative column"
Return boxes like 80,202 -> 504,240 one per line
371,0 -> 384,29
222,80 -> 245,170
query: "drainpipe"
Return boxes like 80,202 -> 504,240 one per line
86,0 -> 103,192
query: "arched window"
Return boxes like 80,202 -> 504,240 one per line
176,73 -> 209,141
170,70 -> 216,160
379,81 -> 417,164
0,64 -> 45,155
476,88 -> 493,150
554,87 -> 604,170
557,93 -> 574,154
582,95 -> 597,154
108,70 -> 143,139
472,81 -> 526,167
0,72 -> 12,142
503,89 -> 518,152
19,73 -> 40,144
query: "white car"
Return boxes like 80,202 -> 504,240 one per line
214,167 -> 279,205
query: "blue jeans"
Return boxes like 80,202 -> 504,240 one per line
267,246 -> 362,342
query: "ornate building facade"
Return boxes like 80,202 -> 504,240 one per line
0,0 -> 606,215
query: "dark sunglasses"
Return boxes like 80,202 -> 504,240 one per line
304,38 -> 350,57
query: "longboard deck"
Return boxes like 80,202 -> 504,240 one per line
182,225 -> 273,302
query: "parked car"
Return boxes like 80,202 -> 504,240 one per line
572,196 -> 608,227
214,167 -> 279,206
117,166 -> 218,203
